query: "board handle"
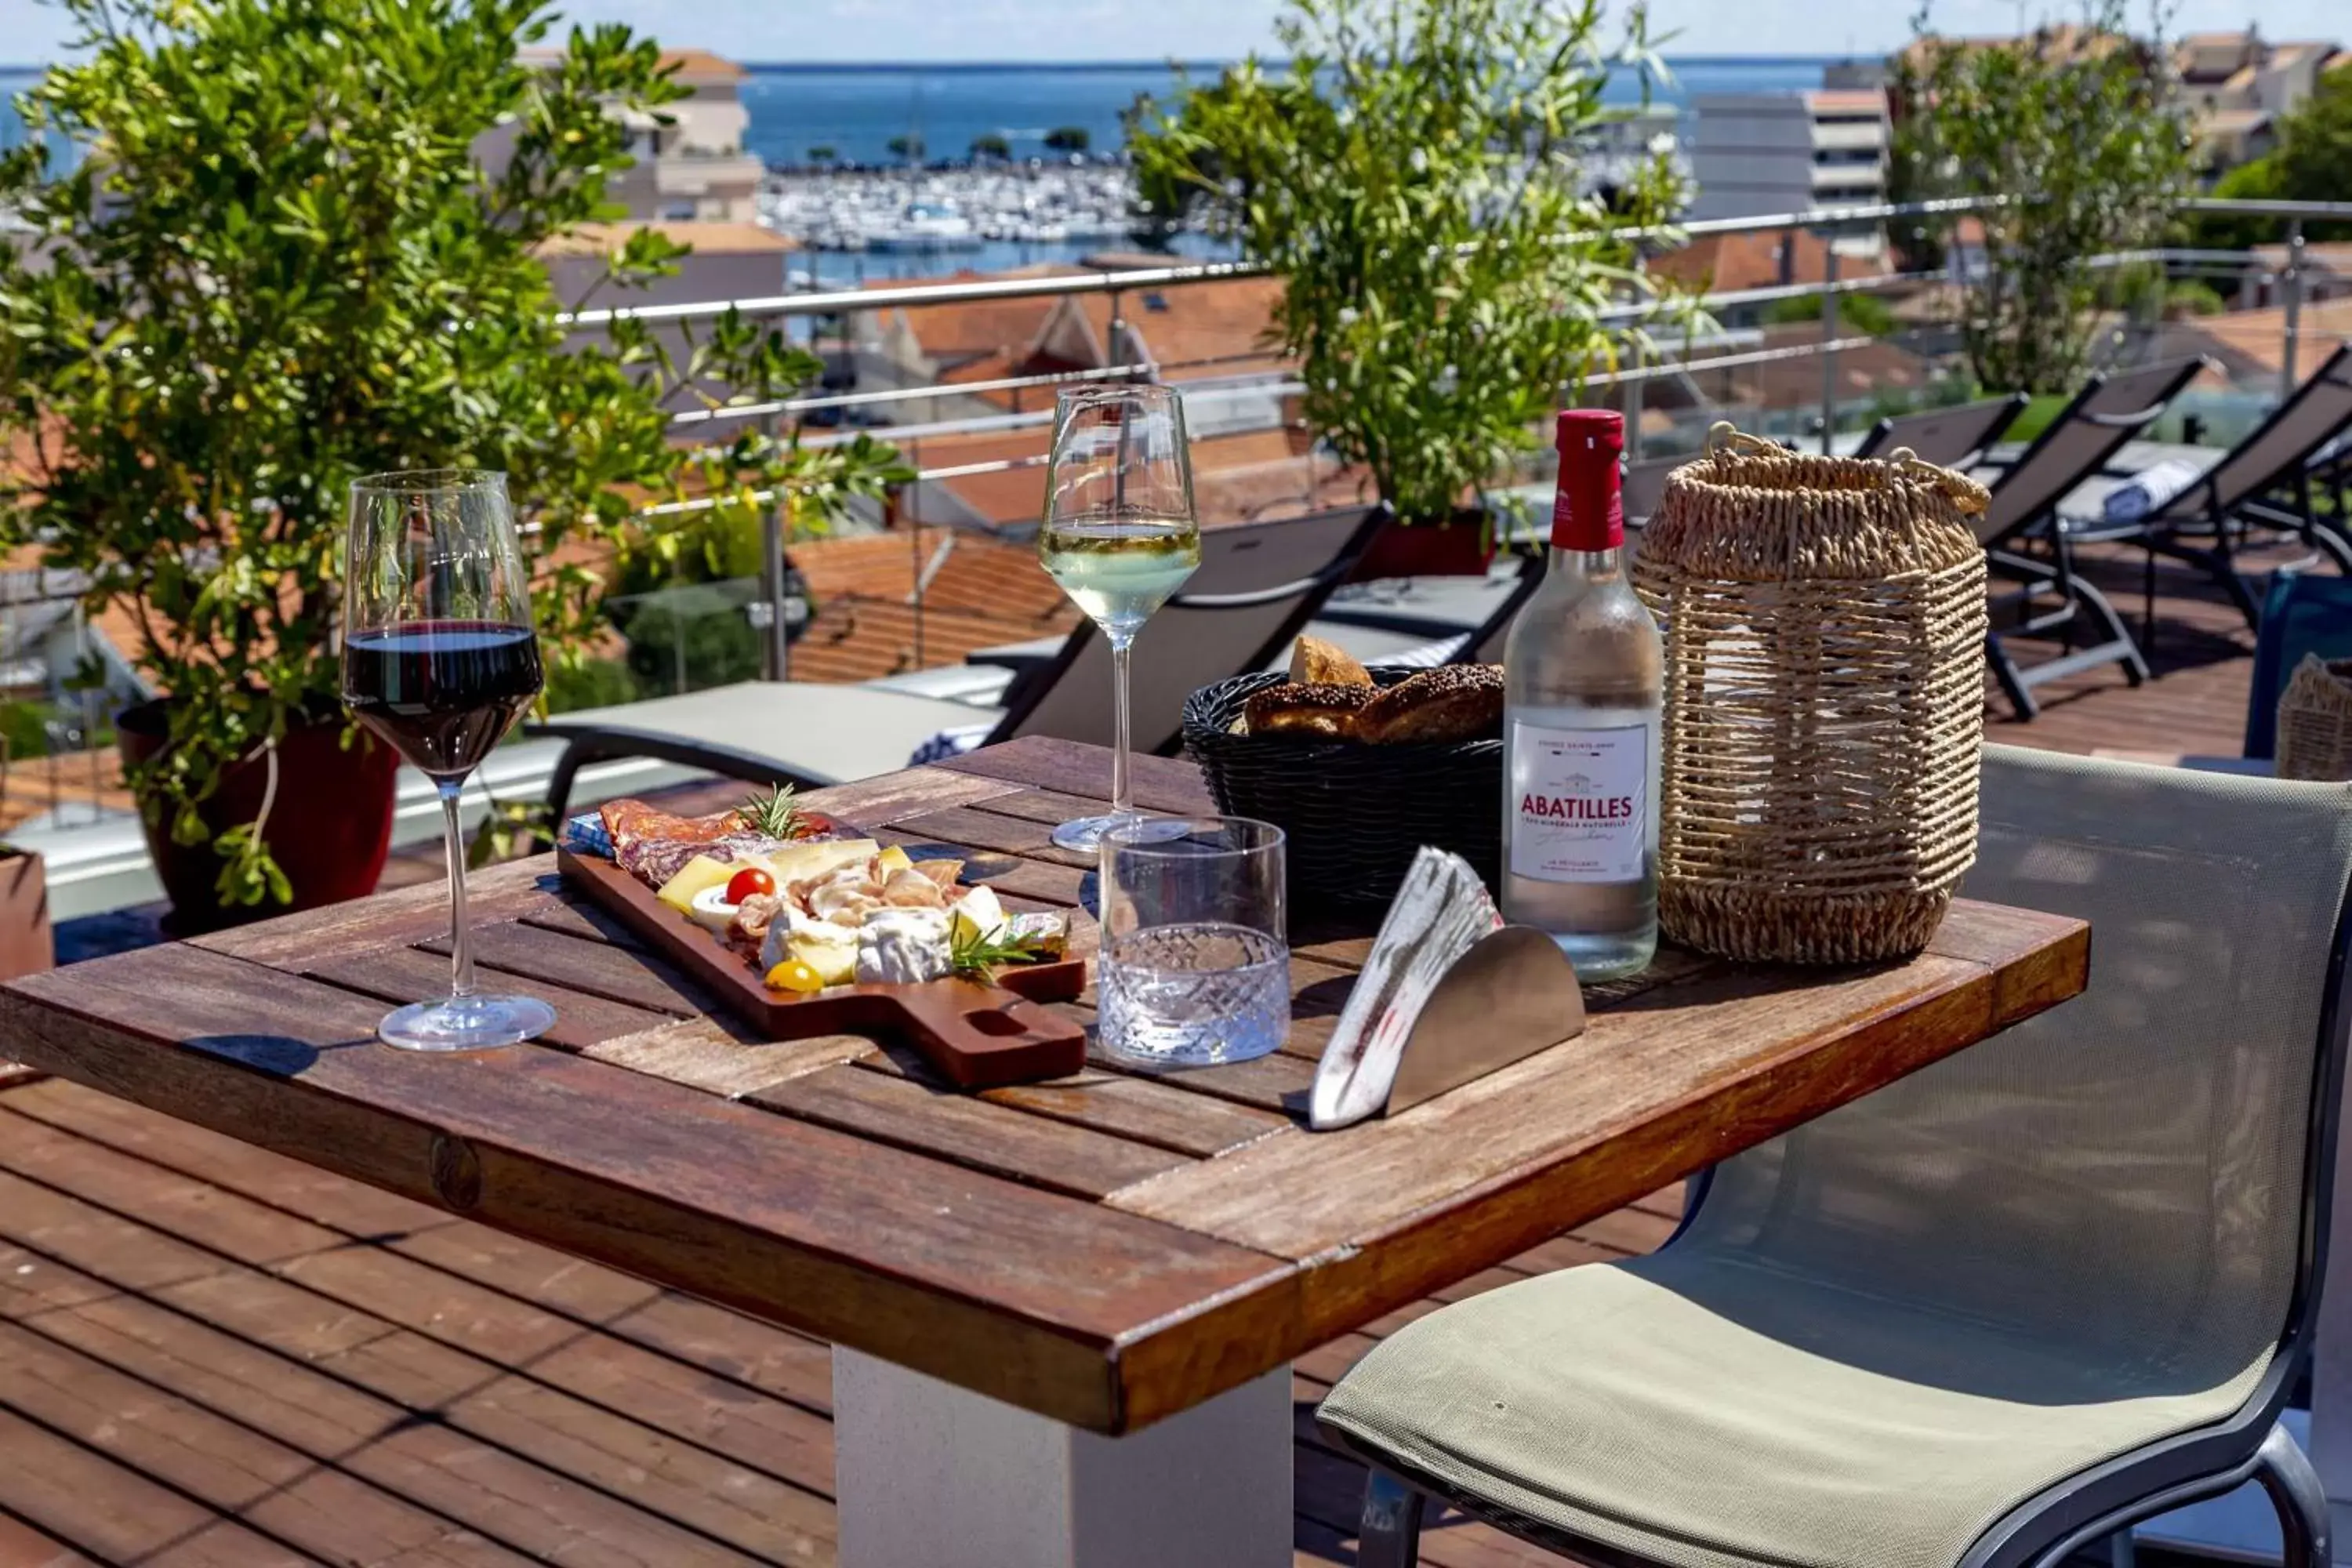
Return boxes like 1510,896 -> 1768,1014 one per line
895,979 -> 1089,1089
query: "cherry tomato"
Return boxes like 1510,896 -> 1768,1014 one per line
765,958 -> 824,994
724,866 -> 776,903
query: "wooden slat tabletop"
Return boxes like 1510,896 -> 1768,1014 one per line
0,736 -> 2089,1439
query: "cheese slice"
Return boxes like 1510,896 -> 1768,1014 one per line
875,845 -> 913,877
655,855 -> 739,914
949,884 -> 1007,945
758,838 -> 880,887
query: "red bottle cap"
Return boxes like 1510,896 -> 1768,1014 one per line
1552,408 -> 1625,551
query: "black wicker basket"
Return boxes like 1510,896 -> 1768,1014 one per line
1182,668 -> 1503,910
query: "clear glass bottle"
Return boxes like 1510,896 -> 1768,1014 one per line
1500,408 -> 1663,981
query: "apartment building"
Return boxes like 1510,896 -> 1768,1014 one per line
1688,89 -> 1892,255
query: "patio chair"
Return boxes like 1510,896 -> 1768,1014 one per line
532,503 -> 1385,821
2067,343 -> 2352,635
1323,744 -> 2352,1568
1851,392 -> 2031,469
2246,569 -> 2352,760
1976,357 -> 2212,719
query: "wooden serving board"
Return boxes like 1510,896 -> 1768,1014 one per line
556,846 -> 1089,1088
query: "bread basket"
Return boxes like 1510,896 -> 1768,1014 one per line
1183,668 -> 1501,910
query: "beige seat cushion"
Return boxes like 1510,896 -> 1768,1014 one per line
1319,1251 -> 2270,1568
1325,750 -> 2352,1568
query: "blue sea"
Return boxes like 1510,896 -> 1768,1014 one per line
728,56 -> 1838,169
0,56 -> 1843,280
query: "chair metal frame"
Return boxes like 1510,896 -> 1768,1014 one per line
1333,846 -> 2352,1568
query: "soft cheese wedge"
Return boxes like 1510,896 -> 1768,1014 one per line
655,855 -> 738,914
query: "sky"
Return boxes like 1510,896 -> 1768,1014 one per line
0,0 -> 2345,64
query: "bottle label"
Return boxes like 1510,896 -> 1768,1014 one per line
1508,720 -> 1650,883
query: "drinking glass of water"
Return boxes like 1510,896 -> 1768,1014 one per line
1098,816 -> 1287,1067
1036,383 -> 1202,851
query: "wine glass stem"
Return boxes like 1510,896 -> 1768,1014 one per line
441,782 -> 477,1001
1109,628 -> 1134,820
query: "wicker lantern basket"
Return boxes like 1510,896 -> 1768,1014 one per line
2277,655 -> 2352,782
1632,423 -> 1991,964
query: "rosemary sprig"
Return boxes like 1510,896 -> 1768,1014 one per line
948,925 -> 1046,982
739,783 -> 806,840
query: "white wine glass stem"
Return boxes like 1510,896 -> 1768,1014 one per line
1109,629 -> 1134,819
441,782 -> 477,1001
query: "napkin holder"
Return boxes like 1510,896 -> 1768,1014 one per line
1383,925 -> 1586,1116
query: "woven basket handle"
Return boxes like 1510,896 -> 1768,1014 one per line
1704,420 -> 1780,461
1700,421 -> 1987,517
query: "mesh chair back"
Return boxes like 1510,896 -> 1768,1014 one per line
2153,343 -> 2352,525
1853,394 -> 2031,469
2247,570 -> 2352,758
1978,359 -> 2209,548
1682,746 -> 2352,1418
995,504 -> 1384,753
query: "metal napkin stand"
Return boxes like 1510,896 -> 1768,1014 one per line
1380,925 -> 1588,1116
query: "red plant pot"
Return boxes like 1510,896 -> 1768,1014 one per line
1347,506 -> 1497,581
117,700 -> 399,933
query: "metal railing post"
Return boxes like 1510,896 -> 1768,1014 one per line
1820,243 -> 1842,452
1107,288 -> 1127,377
758,410 -> 790,682
2282,219 -> 2305,405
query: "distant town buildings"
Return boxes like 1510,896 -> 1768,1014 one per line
536,220 -> 794,315
520,47 -> 764,223
1687,89 -> 1893,252
2172,28 -> 2343,174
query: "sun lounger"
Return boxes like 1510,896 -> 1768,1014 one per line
1975,358 -> 2212,719
531,504 -> 1386,818
2067,343 -> 2352,636
1851,392 -> 2031,469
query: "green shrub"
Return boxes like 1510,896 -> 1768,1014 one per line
543,657 -> 641,715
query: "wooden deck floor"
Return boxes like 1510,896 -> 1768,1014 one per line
2,537 -> 2278,1566
0,1073 -> 1682,1566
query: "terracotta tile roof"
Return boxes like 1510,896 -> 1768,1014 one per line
536,221 -> 795,258
2171,296 -> 2352,378
786,528 -> 1080,684
659,49 -> 746,84
1066,277 -> 1287,379
1651,229 -> 1859,294
891,423 -> 1315,531
874,268 -> 1289,384
867,264 -> 1088,368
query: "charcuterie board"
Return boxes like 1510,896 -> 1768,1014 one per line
557,845 -> 1090,1088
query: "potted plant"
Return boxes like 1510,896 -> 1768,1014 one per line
1131,0 -> 1688,576
0,0 -> 904,928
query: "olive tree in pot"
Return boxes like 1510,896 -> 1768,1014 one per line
1130,0 -> 1686,575
0,0 -> 905,930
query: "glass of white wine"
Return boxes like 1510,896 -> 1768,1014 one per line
1037,383 -> 1203,852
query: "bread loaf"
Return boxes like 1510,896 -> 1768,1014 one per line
1242,682 -> 1378,739
1287,635 -> 1372,688
1355,665 -> 1505,745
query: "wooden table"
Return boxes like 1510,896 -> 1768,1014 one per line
0,736 -> 2089,1568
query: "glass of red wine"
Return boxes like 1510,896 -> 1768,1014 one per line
343,469 -> 556,1051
